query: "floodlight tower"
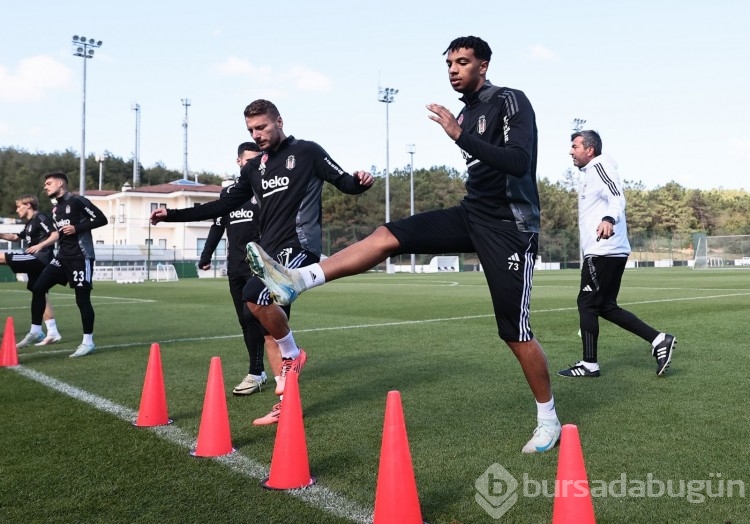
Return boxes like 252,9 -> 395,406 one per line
132,103 -> 141,186
406,144 -> 416,273
181,98 -> 191,180
71,35 -> 103,196
378,86 -> 398,273
572,117 -> 587,132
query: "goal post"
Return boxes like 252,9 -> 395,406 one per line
156,263 -> 180,282
692,235 -> 750,269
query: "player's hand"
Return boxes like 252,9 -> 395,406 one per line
353,171 -> 374,187
59,224 -> 77,235
25,244 -> 41,254
426,103 -> 462,141
150,208 -> 168,225
596,222 -> 615,241
198,261 -> 211,270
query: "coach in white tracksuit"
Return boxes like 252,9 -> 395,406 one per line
558,130 -> 676,378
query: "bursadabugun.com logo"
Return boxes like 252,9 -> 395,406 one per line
474,464 -> 519,519
475,464 -> 745,519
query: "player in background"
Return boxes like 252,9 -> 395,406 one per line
0,194 -> 62,347
558,130 -> 676,378
244,36 -> 562,453
198,142 -> 281,395
150,99 -> 374,425
34,172 -> 108,357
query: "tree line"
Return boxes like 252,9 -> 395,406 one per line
2,147 -> 749,262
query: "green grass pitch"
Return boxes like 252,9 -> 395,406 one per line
1,268 -> 748,523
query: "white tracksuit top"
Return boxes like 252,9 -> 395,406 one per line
578,154 -> 631,257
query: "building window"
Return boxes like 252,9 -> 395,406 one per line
150,202 -> 167,213
145,238 -> 153,246
196,238 -> 227,257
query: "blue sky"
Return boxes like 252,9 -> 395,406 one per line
2,0 -> 749,191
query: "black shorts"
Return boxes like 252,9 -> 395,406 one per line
5,253 -> 46,291
385,205 -> 538,342
242,247 -> 319,307
33,258 -> 95,292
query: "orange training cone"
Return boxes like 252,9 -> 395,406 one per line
134,343 -> 172,427
552,424 -> 596,524
191,356 -> 235,457
373,390 -> 424,524
261,370 -> 316,489
0,317 -> 19,367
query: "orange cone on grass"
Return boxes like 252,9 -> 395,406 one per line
373,390 -> 424,524
191,356 -> 235,457
261,370 -> 316,489
134,343 -> 172,427
552,424 -> 596,524
0,317 -> 19,367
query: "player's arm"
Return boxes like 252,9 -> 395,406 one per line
313,144 -> 374,195
0,232 -> 20,242
199,218 -> 226,270
455,97 -> 535,177
25,231 -> 59,254
152,184 -> 250,225
74,198 -> 109,232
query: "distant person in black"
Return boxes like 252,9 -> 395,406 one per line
198,142 -> 281,395
150,99 -> 374,425
0,194 -> 62,347
34,172 -> 108,358
244,37 -> 562,453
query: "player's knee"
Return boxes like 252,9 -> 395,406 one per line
371,225 -> 400,251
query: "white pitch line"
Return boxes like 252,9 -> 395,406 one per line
20,290 -> 750,357
10,365 -> 373,524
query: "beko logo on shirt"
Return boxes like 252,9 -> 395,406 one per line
230,209 -> 254,220
262,176 -> 290,191
55,219 -> 71,228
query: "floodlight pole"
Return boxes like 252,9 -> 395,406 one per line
132,103 -> 141,186
72,35 -> 103,196
97,153 -> 107,190
181,99 -> 191,181
378,86 -> 398,273
406,144 -> 416,273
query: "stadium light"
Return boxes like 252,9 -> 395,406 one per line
71,35 -> 103,196
378,86 -> 398,273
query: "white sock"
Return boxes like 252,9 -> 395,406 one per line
536,397 -> 558,420
30,324 -> 43,335
299,263 -> 325,289
275,331 -> 300,360
580,360 -> 600,372
45,319 -> 59,336
651,333 -> 665,347
82,334 -> 94,346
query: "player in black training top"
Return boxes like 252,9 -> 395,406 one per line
243,37 -> 563,453
150,99 -> 374,425
198,142 -> 282,396
34,172 -> 108,358
0,194 -> 62,347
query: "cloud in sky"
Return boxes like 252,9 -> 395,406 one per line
0,56 -> 73,102
528,44 -> 559,62
213,57 -> 332,92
